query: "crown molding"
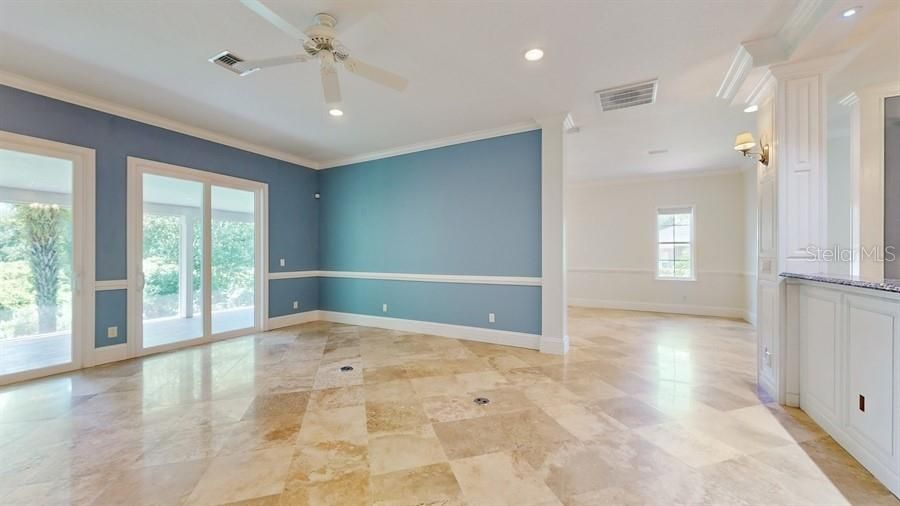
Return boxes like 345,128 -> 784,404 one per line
716,46 -> 754,101
744,70 -> 776,107
319,120 -> 540,169
718,0 -> 836,104
0,70 -> 321,169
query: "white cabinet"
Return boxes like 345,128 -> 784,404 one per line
844,295 -> 900,477
799,286 -> 840,423
792,281 -> 900,496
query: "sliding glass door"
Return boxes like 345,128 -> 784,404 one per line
141,173 -> 204,348
211,186 -> 256,334
129,159 -> 264,355
0,132 -> 93,385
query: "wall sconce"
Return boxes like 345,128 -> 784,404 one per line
733,132 -> 769,166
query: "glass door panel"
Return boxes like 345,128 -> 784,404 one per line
0,148 -> 74,376
210,185 -> 255,334
142,173 -> 203,348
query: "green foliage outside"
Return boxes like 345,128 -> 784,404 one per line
142,213 -> 254,320
0,203 -> 253,339
0,202 -> 72,340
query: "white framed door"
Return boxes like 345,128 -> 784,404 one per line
126,157 -> 267,357
0,131 -> 95,386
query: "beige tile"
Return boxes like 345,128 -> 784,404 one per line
3,310 -> 893,506
541,403 -> 628,441
279,470 -> 371,506
366,400 -> 430,434
634,422 -> 743,468
450,452 -> 561,506
184,446 -> 294,506
433,414 -> 512,460
455,370 -> 510,391
307,385 -> 365,411
370,462 -> 464,506
220,416 -> 302,454
368,424 -> 448,475
91,459 -> 209,505
241,391 -> 309,421
288,439 -> 368,484
588,396 -> 670,428
409,374 -> 468,397
682,409 -> 795,454
421,394 -> 487,422
364,379 -> 418,403
298,405 -> 367,445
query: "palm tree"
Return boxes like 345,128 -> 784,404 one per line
17,203 -> 64,334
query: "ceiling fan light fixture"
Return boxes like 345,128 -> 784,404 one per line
328,108 -> 344,117
524,48 -> 544,61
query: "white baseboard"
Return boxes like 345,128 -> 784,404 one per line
539,335 -> 569,355
318,311 -> 541,350
85,343 -> 128,367
743,309 -> 757,326
265,310 -> 322,330
569,298 -> 747,320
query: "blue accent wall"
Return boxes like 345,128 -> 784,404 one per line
95,289 -> 127,347
320,278 -> 541,334
269,277 -> 320,318
319,130 -> 542,276
0,84 -> 320,346
319,130 -> 542,334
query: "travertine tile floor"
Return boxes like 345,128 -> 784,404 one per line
0,308 -> 897,505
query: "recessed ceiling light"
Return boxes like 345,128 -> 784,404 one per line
842,6 -> 860,17
744,104 -> 759,113
524,48 -> 544,61
328,108 -> 344,117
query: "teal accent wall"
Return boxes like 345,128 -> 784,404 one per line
319,130 -> 542,334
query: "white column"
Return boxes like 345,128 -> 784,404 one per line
179,214 -> 195,319
760,59 -> 830,406
537,113 -> 570,354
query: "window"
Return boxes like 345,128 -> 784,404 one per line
657,207 -> 694,280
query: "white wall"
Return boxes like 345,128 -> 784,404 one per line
567,170 -> 756,321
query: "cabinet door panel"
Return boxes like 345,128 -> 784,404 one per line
800,287 -> 840,420
845,294 -> 899,470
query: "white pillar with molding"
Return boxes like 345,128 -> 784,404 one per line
537,113 -> 571,354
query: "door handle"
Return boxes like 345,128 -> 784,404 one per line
138,272 -> 146,289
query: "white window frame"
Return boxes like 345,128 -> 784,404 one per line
655,205 -> 696,281
126,156 -> 269,358
0,130 -> 96,386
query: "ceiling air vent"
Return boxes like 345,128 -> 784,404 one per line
208,51 -> 257,76
594,79 -> 658,112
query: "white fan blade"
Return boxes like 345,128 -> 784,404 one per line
240,0 -> 308,41
320,60 -> 342,105
343,57 -> 408,92
239,54 -> 310,72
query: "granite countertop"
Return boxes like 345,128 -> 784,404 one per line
780,272 -> 900,293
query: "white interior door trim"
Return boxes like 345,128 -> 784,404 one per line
0,130 -> 96,386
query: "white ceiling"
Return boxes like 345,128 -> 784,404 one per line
0,0 -> 797,180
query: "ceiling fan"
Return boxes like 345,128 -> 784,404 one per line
210,0 -> 408,115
